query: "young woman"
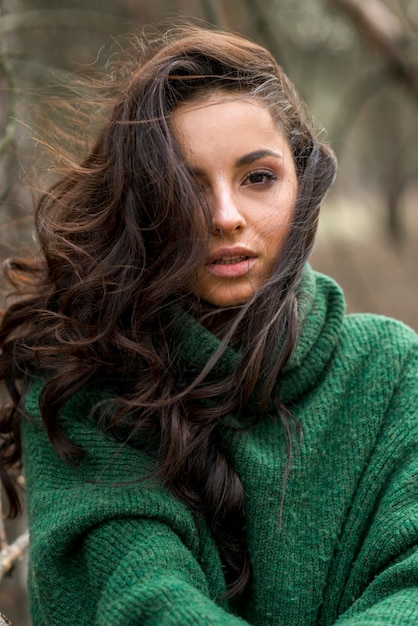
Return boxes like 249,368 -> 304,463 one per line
0,25 -> 417,626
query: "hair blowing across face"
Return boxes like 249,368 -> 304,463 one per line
0,25 -> 336,599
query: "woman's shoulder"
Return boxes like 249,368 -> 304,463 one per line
21,377 -> 194,531
285,268 -> 417,403
307,266 -> 417,361
22,376 -> 158,485
340,310 -> 417,364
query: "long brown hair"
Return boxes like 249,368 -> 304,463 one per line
0,25 -> 336,598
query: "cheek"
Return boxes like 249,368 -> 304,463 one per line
256,213 -> 294,264
268,187 -> 296,233
260,210 -> 293,242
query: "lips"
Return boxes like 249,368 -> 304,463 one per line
213,255 -> 250,265
206,247 -> 257,278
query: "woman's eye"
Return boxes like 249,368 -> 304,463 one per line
244,171 -> 276,186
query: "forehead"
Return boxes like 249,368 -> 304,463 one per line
170,95 -> 290,157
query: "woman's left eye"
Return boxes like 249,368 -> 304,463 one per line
244,170 -> 277,186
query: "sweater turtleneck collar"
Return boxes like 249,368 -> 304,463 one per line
173,264 -> 346,404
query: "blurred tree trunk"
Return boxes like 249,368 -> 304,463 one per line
329,0 -> 418,100
200,0 -> 222,26
328,0 -> 418,242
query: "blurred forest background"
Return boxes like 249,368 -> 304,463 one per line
0,0 -> 417,624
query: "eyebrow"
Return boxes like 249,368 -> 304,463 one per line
188,149 -> 284,176
235,149 -> 284,167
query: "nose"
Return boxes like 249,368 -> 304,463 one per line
210,185 -> 245,236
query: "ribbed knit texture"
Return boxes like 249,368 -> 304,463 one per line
22,266 -> 418,625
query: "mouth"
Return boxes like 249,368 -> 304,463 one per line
206,249 -> 257,278
212,255 -> 251,265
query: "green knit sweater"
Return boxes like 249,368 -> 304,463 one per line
22,266 -> 418,625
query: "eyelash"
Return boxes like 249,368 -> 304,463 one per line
244,170 -> 277,186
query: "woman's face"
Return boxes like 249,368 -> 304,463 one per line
171,96 -> 298,307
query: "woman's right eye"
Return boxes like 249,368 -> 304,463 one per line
243,170 -> 277,186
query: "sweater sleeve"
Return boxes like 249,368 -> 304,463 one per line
332,344 -> 418,625
88,519 -> 247,625
21,386 -> 249,626
31,505 -> 249,625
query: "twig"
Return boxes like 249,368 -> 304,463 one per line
200,0 -> 223,27
0,611 -> 15,626
329,0 -> 418,100
0,529 -> 29,582
239,0 -> 287,67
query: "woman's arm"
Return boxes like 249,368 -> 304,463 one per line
22,384 -> 249,625
331,344 -> 418,625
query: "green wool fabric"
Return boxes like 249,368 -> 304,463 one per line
22,266 -> 418,625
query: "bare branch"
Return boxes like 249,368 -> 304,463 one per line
200,0 -> 223,27
238,0 -> 286,66
0,611 -> 15,626
333,0 -> 404,56
329,0 -> 418,99
0,529 -> 29,582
